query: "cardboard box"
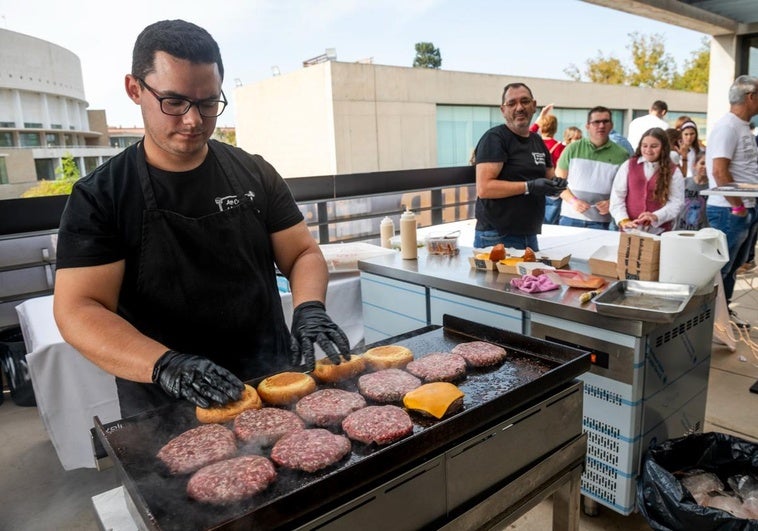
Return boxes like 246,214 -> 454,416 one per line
589,245 -> 619,278
617,232 -> 660,281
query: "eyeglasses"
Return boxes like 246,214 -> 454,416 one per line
503,98 -> 534,108
137,77 -> 227,118
589,119 -> 611,126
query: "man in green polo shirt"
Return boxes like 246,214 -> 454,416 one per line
555,106 -> 630,229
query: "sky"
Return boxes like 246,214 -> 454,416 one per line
0,0 -> 708,128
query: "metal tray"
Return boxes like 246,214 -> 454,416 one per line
593,280 -> 696,323
93,315 -> 590,531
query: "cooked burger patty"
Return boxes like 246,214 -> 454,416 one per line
451,341 -> 508,367
157,424 -> 237,475
357,368 -> 421,403
271,428 -> 352,472
405,352 -> 467,382
342,405 -> 414,445
233,407 -> 305,447
295,388 -> 366,427
187,455 -> 276,505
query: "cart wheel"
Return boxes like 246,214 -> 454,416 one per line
582,495 -> 599,517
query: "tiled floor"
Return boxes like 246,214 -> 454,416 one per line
1,271 -> 757,530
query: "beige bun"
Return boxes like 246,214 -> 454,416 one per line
196,384 -> 262,424
312,355 -> 366,383
256,372 -> 317,406
363,345 -> 414,370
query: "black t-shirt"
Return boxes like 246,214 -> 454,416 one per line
57,140 -> 304,270
474,124 -> 551,235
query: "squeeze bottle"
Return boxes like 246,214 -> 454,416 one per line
380,216 -> 395,249
400,209 -> 418,259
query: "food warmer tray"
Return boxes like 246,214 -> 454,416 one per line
593,279 -> 696,323
93,314 -> 591,531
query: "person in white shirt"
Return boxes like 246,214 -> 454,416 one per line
705,75 -> 758,329
627,100 -> 670,150
610,127 -> 684,235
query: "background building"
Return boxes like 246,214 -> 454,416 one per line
0,28 -> 120,199
234,61 -> 707,178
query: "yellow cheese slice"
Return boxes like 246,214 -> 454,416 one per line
403,382 -> 464,419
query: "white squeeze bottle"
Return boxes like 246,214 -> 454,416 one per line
400,208 -> 418,259
380,216 -> 395,249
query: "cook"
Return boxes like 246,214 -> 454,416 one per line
53,19 -> 350,417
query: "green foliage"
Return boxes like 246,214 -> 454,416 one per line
213,128 -> 236,146
21,153 -> 79,197
564,32 -> 709,93
413,42 -> 442,69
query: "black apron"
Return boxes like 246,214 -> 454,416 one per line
117,143 -> 290,416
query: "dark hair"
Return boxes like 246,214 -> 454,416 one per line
132,19 -> 224,81
674,115 -> 702,156
501,83 -> 533,104
635,127 -> 673,204
651,100 -> 668,113
586,106 -> 611,123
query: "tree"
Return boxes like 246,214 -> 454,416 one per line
21,153 -> 79,197
671,37 -> 710,93
413,42 -> 441,69
564,32 -> 709,93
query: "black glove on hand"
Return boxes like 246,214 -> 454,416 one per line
527,178 -> 566,197
290,301 -> 351,370
152,350 -> 245,408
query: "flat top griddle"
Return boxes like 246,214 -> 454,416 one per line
94,315 -> 590,530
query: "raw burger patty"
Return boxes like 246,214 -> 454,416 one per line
271,428 -> 352,472
451,341 -> 508,367
358,368 -> 421,402
187,455 -> 276,504
157,424 -> 237,475
342,405 -> 414,445
295,388 -> 366,427
405,352 -> 467,382
233,407 -> 305,447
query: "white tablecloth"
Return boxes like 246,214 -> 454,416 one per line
15,272 -> 363,470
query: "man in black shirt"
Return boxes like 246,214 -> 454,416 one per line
53,20 -> 350,416
474,83 -> 566,251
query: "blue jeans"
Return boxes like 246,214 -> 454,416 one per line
544,197 -> 562,225
706,205 -> 758,302
474,229 -> 539,251
558,216 -> 610,231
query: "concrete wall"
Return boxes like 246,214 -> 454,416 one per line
235,61 -> 708,177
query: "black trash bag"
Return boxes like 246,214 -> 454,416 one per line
637,432 -> 758,530
0,327 -> 36,407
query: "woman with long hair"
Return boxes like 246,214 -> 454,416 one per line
610,127 -> 685,234
674,115 -> 703,178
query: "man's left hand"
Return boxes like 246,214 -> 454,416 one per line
290,301 -> 351,370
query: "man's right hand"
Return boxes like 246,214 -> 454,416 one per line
152,350 -> 244,408
527,178 -> 566,197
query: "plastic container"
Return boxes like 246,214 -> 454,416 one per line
400,209 -> 418,260
426,234 -> 459,255
380,216 -> 395,249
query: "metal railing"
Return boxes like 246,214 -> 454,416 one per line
0,165 -> 477,240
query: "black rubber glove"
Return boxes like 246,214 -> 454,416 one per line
152,350 -> 244,408
527,178 -> 567,197
290,301 -> 351,370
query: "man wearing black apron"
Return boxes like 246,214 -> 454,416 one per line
53,20 -> 350,417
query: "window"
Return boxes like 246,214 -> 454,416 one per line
46,133 -> 60,147
0,158 -> 7,185
84,157 -> 100,174
19,132 -> 41,147
34,159 -> 55,181
0,121 -> 15,128
50,124 -> 63,130
23,122 -> 43,129
0,132 -> 13,147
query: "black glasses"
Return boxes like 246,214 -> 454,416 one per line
589,119 -> 611,126
137,77 -> 227,118
503,98 -> 534,108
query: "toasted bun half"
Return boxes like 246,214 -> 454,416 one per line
363,345 -> 414,370
196,384 -> 262,424
257,372 -> 317,406
312,355 -> 366,383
